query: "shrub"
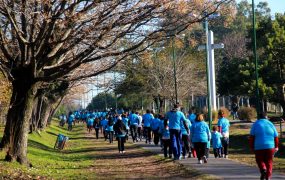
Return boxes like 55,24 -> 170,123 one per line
202,108 -> 220,124
237,107 -> 257,122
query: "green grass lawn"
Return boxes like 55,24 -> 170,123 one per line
0,121 -> 98,179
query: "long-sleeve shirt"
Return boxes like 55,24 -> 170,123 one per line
212,131 -> 222,148
165,110 -> 186,130
181,119 -> 191,135
142,113 -> 154,127
129,113 -> 139,126
191,121 -> 211,143
250,119 -> 278,150
151,118 -> 161,131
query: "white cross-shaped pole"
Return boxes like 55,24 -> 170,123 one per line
198,30 -> 224,110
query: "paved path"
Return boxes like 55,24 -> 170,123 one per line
135,142 -> 285,180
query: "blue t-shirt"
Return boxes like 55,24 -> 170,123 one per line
122,117 -> 129,130
161,126 -> 170,139
129,113 -> 139,126
212,131 -> 222,148
250,119 -> 278,150
68,114 -> 75,124
100,119 -> 108,129
75,111 -> 81,119
87,118 -> 94,126
106,121 -> 114,132
181,119 -> 191,135
151,118 -> 161,131
143,113 -> 154,127
165,110 -> 186,130
188,113 -> 196,124
217,117 -> 230,134
191,121 -> 211,143
106,125 -> 114,132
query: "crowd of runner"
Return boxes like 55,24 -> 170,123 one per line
58,104 -> 230,162
58,104 -> 280,179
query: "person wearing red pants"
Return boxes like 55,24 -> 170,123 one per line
249,112 -> 279,180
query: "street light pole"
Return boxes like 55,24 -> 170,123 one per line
155,50 -> 160,113
251,0 -> 261,115
204,16 -> 213,129
172,37 -> 178,104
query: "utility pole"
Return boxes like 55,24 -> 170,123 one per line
172,37 -> 178,104
251,0 -> 261,115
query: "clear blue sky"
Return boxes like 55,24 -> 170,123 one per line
237,0 -> 285,15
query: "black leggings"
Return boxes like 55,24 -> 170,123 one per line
137,127 -> 142,140
194,142 -> 207,160
95,128 -> 99,139
108,131 -> 114,143
182,134 -> 190,156
130,125 -> 138,142
162,139 -> 172,157
144,127 -> 152,143
117,136 -> 125,152
221,137 -> 229,156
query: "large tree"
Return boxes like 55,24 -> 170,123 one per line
258,14 -> 285,117
217,2 -> 285,116
0,0 -> 231,165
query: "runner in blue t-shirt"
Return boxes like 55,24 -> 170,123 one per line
87,117 -> 94,133
211,126 -> 222,158
151,115 -> 161,145
188,107 -> 197,125
129,111 -> 139,142
67,112 -> 75,131
249,112 -> 279,180
217,109 -> 230,158
122,113 -> 130,141
159,119 -> 172,158
100,116 -> 108,141
181,118 -> 191,159
191,114 -> 211,164
165,104 -> 186,160
106,116 -> 115,143
93,118 -> 100,139
142,109 -> 154,144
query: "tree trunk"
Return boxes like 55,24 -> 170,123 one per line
30,96 -> 40,133
0,79 -> 37,165
273,84 -> 285,118
50,96 -> 65,119
47,97 -> 64,126
35,96 -> 44,130
159,96 -> 163,114
38,100 -> 51,129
